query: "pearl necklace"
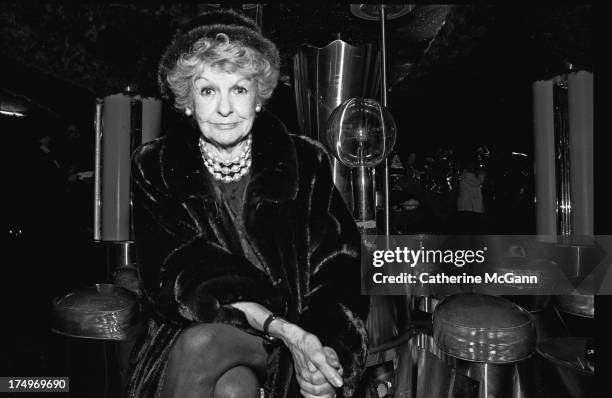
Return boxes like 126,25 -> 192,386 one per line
198,136 -> 252,183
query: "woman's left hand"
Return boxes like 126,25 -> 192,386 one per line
281,324 -> 343,397
297,347 -> 343,398
225,303 -> 344,396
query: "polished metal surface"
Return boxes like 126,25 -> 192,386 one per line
505,294 -> 551,313
354,166 -> 375,222
93,98 -> 103,241
554,295 -> 594,318
101,241 -> 138,276
52,284 -> 142,341
473,257 -> 559,301
553,75 -> 572,236
435,329 -> 536,398
394,331 -> 479,398
365,295 -> 399,365
394,332 -> 435,398
417,296 -> 442,313
533,79 -> 557,235
394,332 -> 426,398
551,242 -> 600,278
554,275 -> 594,318
350,4 -> 416,21
416,349 -> 456,398
95,94 -> 136,241
380,5 -> 390,237
433,294 -> 536,363
293,40 -> 380,212
107,241 -> 141,295
444,358 -> 533,398
567,71 -> 594,236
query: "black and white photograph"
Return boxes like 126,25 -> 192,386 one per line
1,3 -> 604,398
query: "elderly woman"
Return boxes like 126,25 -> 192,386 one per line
126,9 -> 369,398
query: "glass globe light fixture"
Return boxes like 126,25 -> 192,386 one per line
325,98 -> 397,228
325,98 -> 397,168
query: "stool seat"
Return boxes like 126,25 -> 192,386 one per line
52,283 -> 142,341
433,293 -> 535,363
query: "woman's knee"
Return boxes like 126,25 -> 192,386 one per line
214,366 -> 260,398
172,323 -> 226,360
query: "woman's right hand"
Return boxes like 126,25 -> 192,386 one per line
279,323 -> 343,397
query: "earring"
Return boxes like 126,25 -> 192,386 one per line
255,104 -> 262,112
185,108 -> 192,116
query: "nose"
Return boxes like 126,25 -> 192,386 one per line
216,92 -> 232,117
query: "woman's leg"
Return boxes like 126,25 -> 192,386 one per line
214,366 -> 261,398
160,323 -> 267,398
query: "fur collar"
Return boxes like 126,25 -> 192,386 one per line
162,110 -> 298,204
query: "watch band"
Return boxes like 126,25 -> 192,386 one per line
263,313 -> 283,336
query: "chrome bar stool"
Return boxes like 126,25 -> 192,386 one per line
51,283 -> 144,397
432,293 -> 536,398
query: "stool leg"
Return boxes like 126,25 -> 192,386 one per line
393,339 -> 416,398
101,341 -> 124,398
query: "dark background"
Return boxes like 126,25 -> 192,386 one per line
0,4 -> 594,157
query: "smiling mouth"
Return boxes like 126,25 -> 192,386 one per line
213,122 -> 240,130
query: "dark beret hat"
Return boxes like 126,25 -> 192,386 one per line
157,8 -> 280,100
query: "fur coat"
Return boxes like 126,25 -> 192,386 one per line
126,111 -> 369,397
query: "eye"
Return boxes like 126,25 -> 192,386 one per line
234,86 -> 248,94
200,87 -> 214,96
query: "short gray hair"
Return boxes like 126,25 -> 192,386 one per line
165,33 -> 279,112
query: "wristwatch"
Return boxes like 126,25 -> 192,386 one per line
263,313 -> 286,341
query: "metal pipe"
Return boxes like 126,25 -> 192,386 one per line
94,99 -> 104,241
379,5 -> 390,237
553,76 -> 571,236
354,166 -> 375,222
380,5 -> 388,107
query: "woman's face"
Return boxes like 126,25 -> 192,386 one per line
192,64 -> 258,149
